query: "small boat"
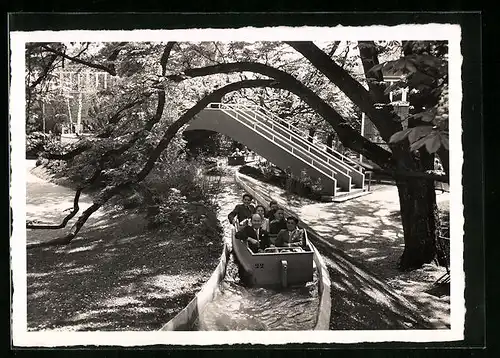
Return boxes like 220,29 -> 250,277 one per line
227,155 -> 246,166
231,224 -> 314,288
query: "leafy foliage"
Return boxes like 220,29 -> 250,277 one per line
376,42 -> 449,155
26,132 -> 65,159
140,161 -> 223,240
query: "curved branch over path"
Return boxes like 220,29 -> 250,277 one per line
27,79 -> 281,248
286,41 -> 402,141
41,45 -> 117,76
26,188 -> 83,229
170,61 -> 394,168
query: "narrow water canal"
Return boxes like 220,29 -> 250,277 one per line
192,175 -> 319,331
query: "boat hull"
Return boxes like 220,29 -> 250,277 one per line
231,226 -> 314,287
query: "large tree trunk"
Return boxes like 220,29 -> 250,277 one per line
395,144 -> 440,270
396,178 -> 439,270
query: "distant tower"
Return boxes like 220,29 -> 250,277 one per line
382,72 -> 410,129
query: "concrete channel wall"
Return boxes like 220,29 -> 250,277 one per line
160,244 -> 230,331
234,172 -> 332,330
160,171 -> 332,331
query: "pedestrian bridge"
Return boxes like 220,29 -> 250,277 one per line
185,103 -> 365,199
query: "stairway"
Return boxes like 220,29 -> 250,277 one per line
186,103 -> 365,199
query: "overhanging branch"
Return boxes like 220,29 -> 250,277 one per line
27,187 -> 83,229
168,61 -> 393,167
41,45 -> 117,76
286,41 -> 401,141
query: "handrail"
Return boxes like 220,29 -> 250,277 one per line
220,107 -> 337,181
221,106 -> 347,181
210,103 -> 363,176
256,105 -> 364,174
323,144 -> 364,169
217,107 -> 338,182
218,103 -> 359,172
243,107 -> 355,175
216,103 -> 351,178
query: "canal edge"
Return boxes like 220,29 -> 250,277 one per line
234,171 -> 332,330
159,242 -> 230,331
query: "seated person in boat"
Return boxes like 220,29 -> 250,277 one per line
241,204 -> 270,231
265,200 -> 279,219
228,194 -> 255,225
235,214 -> 271,253
275,216 -> 306,248
231,148 -> 243,157
269,207 -> 287,236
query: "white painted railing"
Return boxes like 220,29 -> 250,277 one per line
212,103 -> 364,178
211,106 -> 339,187
224,105 -> 358,190
208,103 -> 364,189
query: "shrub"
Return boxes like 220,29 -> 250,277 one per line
141,160 -> 223,240
26,132 -> 50,159
239,164 -> 323,201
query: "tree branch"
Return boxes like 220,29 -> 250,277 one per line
44,43 -> 177,159
160,42 -> 176,76
27,43 -> 178,247
26,187 -> 83,229
168,61 -> 394,167
29,53 -> 58,90
28,79 -> 280,248
357,41 -> 388,104
328,41 -> 341,58
136,79 -> 283,181
41,45 -> 117,76
286,41 -> 402,141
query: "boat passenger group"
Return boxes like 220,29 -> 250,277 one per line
228,193 -> 308,254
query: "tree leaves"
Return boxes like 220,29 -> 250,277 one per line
424,133 -> 441,153
389,128 -> 412,143
408,125 -> 433,143
440,132 -> 449,150
407,130 -> 448,154
389,125 -> 435,148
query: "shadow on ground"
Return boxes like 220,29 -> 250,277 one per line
239,174 -> 451,329
27,209 -> 222,331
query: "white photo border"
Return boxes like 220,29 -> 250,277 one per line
10,24 -> 464,347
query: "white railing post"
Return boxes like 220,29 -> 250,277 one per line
219,104 -> 338,180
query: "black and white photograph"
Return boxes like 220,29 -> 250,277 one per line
10,21 -> 468,346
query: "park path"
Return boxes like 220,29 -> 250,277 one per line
238,172 -> 451,328
25,160 -> 105,244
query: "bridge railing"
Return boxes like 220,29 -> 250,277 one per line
208,104 -> 341,194
220,106 -> 340,179
255,105 -> 365,176
209,103 -> 363,189
211,103 -> 364,179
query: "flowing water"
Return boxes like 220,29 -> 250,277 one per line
192,253 -> 319,331
191,175 -> 320,331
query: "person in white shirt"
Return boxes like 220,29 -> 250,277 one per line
241,204 -> 269,231
235,214 -> 271,253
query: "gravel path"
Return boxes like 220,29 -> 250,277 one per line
238,173 -> 450,329
26,160 -> 105,245
26,162 -> 223,331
